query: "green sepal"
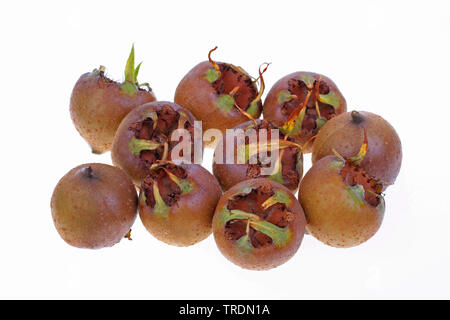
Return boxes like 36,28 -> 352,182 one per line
216,94 -> 235,113
153,183 -> 170,218
277,90 -> 294,104
347,184 -> 366,208
281,106 -> 306,136
178,179 -> 194,194
319,91 -> 341,109
268,167 -> 284,185
121,81 -> 138,96
299,74 -> 316,87
316,117 -> 327,130
205,68 -> 220,83
121,45 -> 142,96
250,219 -> 292,247
236,234 -> 253,253
128,137 -> 161,156
296,151 -> 303,174
139,191 -> 147,205
246,101 -> 259,117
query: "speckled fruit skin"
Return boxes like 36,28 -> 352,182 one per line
111,101 -> 198,185
263,71 -> 346,152
139,164 -> 222,246
70,71 -> 156,154
174,61 -> 262,143
50,163 -> 138,249
213,178 -> 306,270
212,119 -> 303,192
298,156 -> 385,248
312,111 -> 402,184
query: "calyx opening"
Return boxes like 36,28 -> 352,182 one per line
340,164 -> 383,207
242,121 -> 301,190
141,162 -> 188,209
128,105 -> 194,168
224,184 -> 294,248
211,63 -> 258,111
281,78 -> 336,135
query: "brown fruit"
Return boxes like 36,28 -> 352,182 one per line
298,135 -> 385,248
70,46 -> 156,154
50,163 -> 138,249
111,101 -> 200,185
312,110 -> 402,184
213,178 -> 306,270
263,71 -> 346,152
174,47 -> 265,144
139,161 -> 222,246
213,119 -> 303,192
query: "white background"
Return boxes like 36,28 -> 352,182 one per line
1,0 -> 449,299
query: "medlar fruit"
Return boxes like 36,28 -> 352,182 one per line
213,178 -> 306,270
139,161 -> 222,246
70,45 -> 156,153
50,163 -> 138,249
312,110 -> 402,184
213,119 -> 303,192
263,71 -> 346,152
111,101 -> 200,185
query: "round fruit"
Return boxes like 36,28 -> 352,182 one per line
50,163 -> 138,249
263,71 -> 346,152
312,110 -> 402,184
139,161 -> 222,246
111,101 -> 200,185
70,45 -> 156,154
174,47 -> 266,143
298,135 -> 385,248
213,178 -> 306,270
213,119 -> 303,192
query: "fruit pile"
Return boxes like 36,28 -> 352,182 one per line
51,46 -> 402,270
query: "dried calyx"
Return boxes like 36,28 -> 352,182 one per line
239,121 -> 302,189
334,129 -> 383,207
128,105 -> 194,167
223,184 -> 294,248
281,77 -> 337,136
141,162 -> 193,215
206,47 -> 268,115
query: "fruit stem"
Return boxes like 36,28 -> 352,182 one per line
351,111 -> 364,124
81,166 -> 95,179
124,229 -> 132,241
208,46 -> 221,75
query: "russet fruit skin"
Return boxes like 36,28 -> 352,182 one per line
111,101 -> 199,186
298,156 -> 385,248
263,71 -> 346,153
50,163 -> 138,249
174,60 -> 262,144
213,178 -> 306,270
312,111 -> 402,184
70,70 -> 156,154
212,119 -> 303,192
139,162 -> 222,246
